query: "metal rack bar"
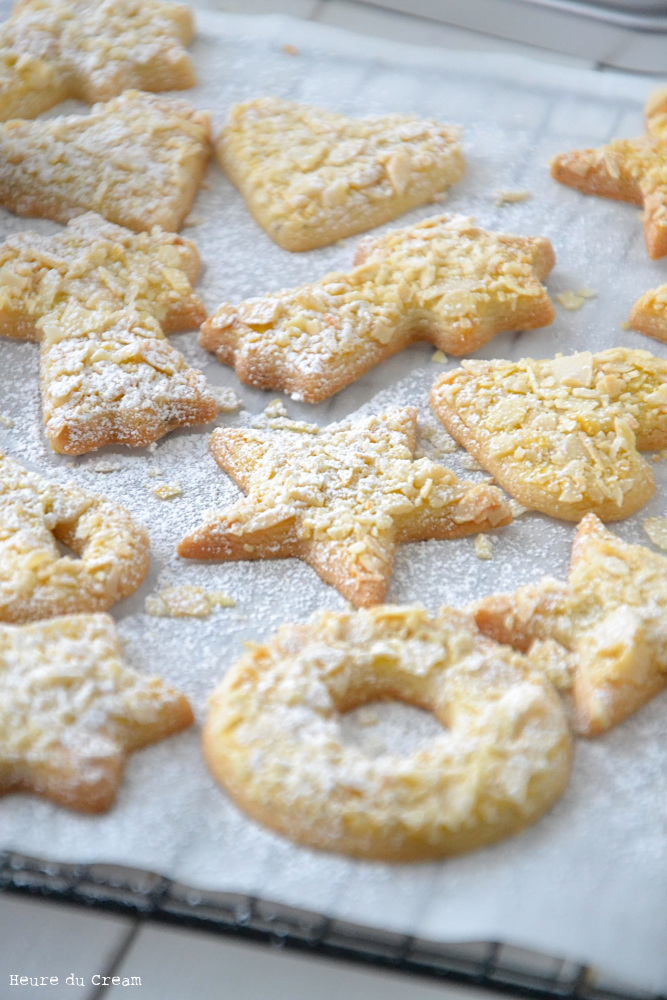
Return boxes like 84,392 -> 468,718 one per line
1,851 -> 662,1000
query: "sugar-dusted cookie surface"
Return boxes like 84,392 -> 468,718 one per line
431,348 -> 667,522
0,613 -> 193,812
216,97 -> 465,251
0,90 -> 211,232
0,450 -> 149,623
179,407 -> 512,607
551,88 -> 667,259
0,213 -> 216,454
201,214 -> 556,403
0,0 -> 196,121
204,605 -> 573,861
474,514 -> 667,735
629,282 -> 667,344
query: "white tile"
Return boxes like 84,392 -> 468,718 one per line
314,0 -> 595,67
0,894 -> 134,1000
106,923 -> 513,1000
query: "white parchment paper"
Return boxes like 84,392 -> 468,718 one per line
1,10 -> 666,991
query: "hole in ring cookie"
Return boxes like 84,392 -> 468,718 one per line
339,701 -> 445,759
204,606 -> 573,861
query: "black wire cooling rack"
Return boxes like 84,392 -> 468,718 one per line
2,850 -> 663,1000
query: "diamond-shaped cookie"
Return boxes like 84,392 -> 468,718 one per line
431,348 -> 667,521
217,97 -> 465,251
201,214 -> 556,403
0,613 -> 193,811
473,514 -> 667,735
178,406 -> 512,607
0,90 -> 212,232
0,0 -> 196,121
0,213 -> 216,454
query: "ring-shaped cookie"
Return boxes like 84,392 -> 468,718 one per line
0,451 -> 149,622
204,606 -> 573,861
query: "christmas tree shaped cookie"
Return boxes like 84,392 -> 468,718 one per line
0,213 -> 216,454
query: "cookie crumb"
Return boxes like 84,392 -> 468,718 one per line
432,349 -> 448,364
153,482 -> 182,500
147,467 -> 164,478
495,189 -> 532,206
643,517 -> 667,550
146,585 -> 236,618
474,534 -> 494,560
621,320 -> 632,331
555,290 -> 588,311
213,386 -> 243,412
282,43 -> 300,56
0,414 -> 14,428
92,461 -> 121,473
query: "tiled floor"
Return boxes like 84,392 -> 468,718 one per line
0,1 -> 653,997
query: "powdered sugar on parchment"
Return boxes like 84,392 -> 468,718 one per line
1,10 -> 666,992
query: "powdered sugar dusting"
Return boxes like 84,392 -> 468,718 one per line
1,10 -> 666,991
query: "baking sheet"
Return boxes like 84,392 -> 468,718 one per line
1,9 -> 666,991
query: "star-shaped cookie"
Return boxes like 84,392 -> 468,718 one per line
0,613 -> 193,812
216,97 -> 465,251
629,280 -> 667,345
0,450 -> 149,623
0,0 -> 196,121
551,89 -> 667,258
473,514 -> 667,735
431,348 -> 667,522
0,90 -> 212,232
178,407 -> 512,607
201,214 -> 556,404
0,213 -> 216,454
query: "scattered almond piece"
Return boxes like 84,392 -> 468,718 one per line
146,585 -> 236,618
282,43 -> 300,56
577,287 -> 597,300
432,349 -> 449,364
474,534 -> 494,560
495,189 -> 532,206
91,461 -> 121,474
146,467 -> 163,478
643,517 -> 667,550
0,414 -> 14,428
555,290 -> 587,311
153,482 -> 182,500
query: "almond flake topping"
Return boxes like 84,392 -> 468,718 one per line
431,348 -> 667,522
216,97 -> 465,251
201,213 -> 555,404
0,90 -> 212,232
0,0 -> 196,122
178,406 -> 512,608
0,213 -> 216,455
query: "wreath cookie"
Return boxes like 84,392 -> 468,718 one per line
203,605 -> 573,861
0,451 -> 149,623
